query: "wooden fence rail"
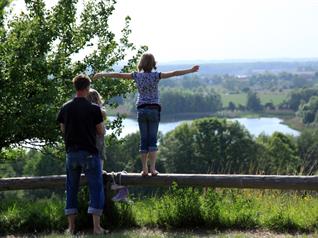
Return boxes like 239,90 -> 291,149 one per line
1,173 -> 318,191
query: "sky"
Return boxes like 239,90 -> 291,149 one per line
11,0 -> 318,63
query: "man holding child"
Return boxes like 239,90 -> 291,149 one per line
57,74 -> 106,235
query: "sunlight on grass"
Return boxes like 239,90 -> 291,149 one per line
2,189 -> 318,236
43,228 -> 318,238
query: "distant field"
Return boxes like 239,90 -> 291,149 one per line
109,92 -> 289,114
258,92 -> 288,105
221,93 -> 247,107
221,92 -> 288,107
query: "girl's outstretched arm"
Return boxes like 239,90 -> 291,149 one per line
161,65 -> 199,79
93,72 -> 132,80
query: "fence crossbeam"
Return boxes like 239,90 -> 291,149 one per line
1,173 -> 318,191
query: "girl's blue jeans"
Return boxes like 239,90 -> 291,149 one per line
65,150 -> 104,216
137,108 -> 160,153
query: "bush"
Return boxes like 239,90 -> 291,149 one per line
156,184 -> 204,228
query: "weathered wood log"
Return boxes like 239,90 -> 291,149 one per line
1,173 -> 318,191
0,175 -> 84,191
116,173 -> 318,190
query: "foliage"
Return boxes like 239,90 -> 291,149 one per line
265,133 -> 299,175
297,128 -> 318,175
246,91 -> 262,112
0,0 -> 146,149
255,133 -> 300,175
22,148 -> 64,176
105,132 -> 165,173
159,116 -> 306,175
0,196 -> 66,235
159,117 -> 257,174
0,148 -> 28,178
155,185 -> 204,228
135,188 -> 318,233
3,188 -> 318,235
105,133 -> 140,172
2,115 -> 315,179
286,88 -> 318,111
125,87 -> 223,117
297,96 -> 318,124
143,88 -> 222,115
227,101 -> 236,111
0,147 -> 64,178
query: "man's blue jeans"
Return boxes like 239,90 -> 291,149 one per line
137,108 -> 160,153
65,150 -> 104,216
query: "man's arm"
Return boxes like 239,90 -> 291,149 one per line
161,65 -> 199,79
96,122 -> 105,136
93,72 -> 132,80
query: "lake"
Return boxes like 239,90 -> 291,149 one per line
108,116 -> 300,138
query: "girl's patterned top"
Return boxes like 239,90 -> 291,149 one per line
131,72 -> 161,106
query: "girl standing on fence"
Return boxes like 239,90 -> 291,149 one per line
93,53 -> 199,176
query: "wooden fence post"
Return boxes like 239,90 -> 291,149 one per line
103,171 -> 114,225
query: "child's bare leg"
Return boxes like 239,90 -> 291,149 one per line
67,214 -> 76,234
92,214 -> 105,234
149,151 -> 158,175
141,153 -> 148,174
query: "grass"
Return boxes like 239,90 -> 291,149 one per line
37,229 -> 318,238
282,116 -> 305,131
220,92 -> 288,107
2,187 -> 318,236
107,91 -> 289,116
221,93 -> 247,107
258,91 -> 288,105
130,188 -> 318,233
0,196 -> 66,235
116,188 -> 318,234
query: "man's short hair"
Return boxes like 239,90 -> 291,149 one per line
72,74 -> 91,91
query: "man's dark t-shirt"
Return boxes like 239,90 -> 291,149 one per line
57,97 -> 103,154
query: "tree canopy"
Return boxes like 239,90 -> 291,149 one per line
159,88 -> 222,115
246,91 -> 262,112
159,117 -> 257,174
0,0 -> 146,149
287,88 -> 318,111
297,96 -> 318,124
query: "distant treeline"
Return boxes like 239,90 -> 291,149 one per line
160,89 -> 222,114
157,61 -> 318,75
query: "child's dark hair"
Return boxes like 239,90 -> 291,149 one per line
72,74 -> 91,91
137,53 -> 157,72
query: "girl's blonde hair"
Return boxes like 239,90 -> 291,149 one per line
87,88 -> 103,105
137,53 -> 157,72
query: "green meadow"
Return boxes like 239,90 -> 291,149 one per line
221,92 -> 288,107
2,187 -> 318,236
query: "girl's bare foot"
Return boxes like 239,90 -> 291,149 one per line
64,228 -> 75,235
150,170 -> 159,176
141,171 -> 149,177
93,227 -> 108,235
